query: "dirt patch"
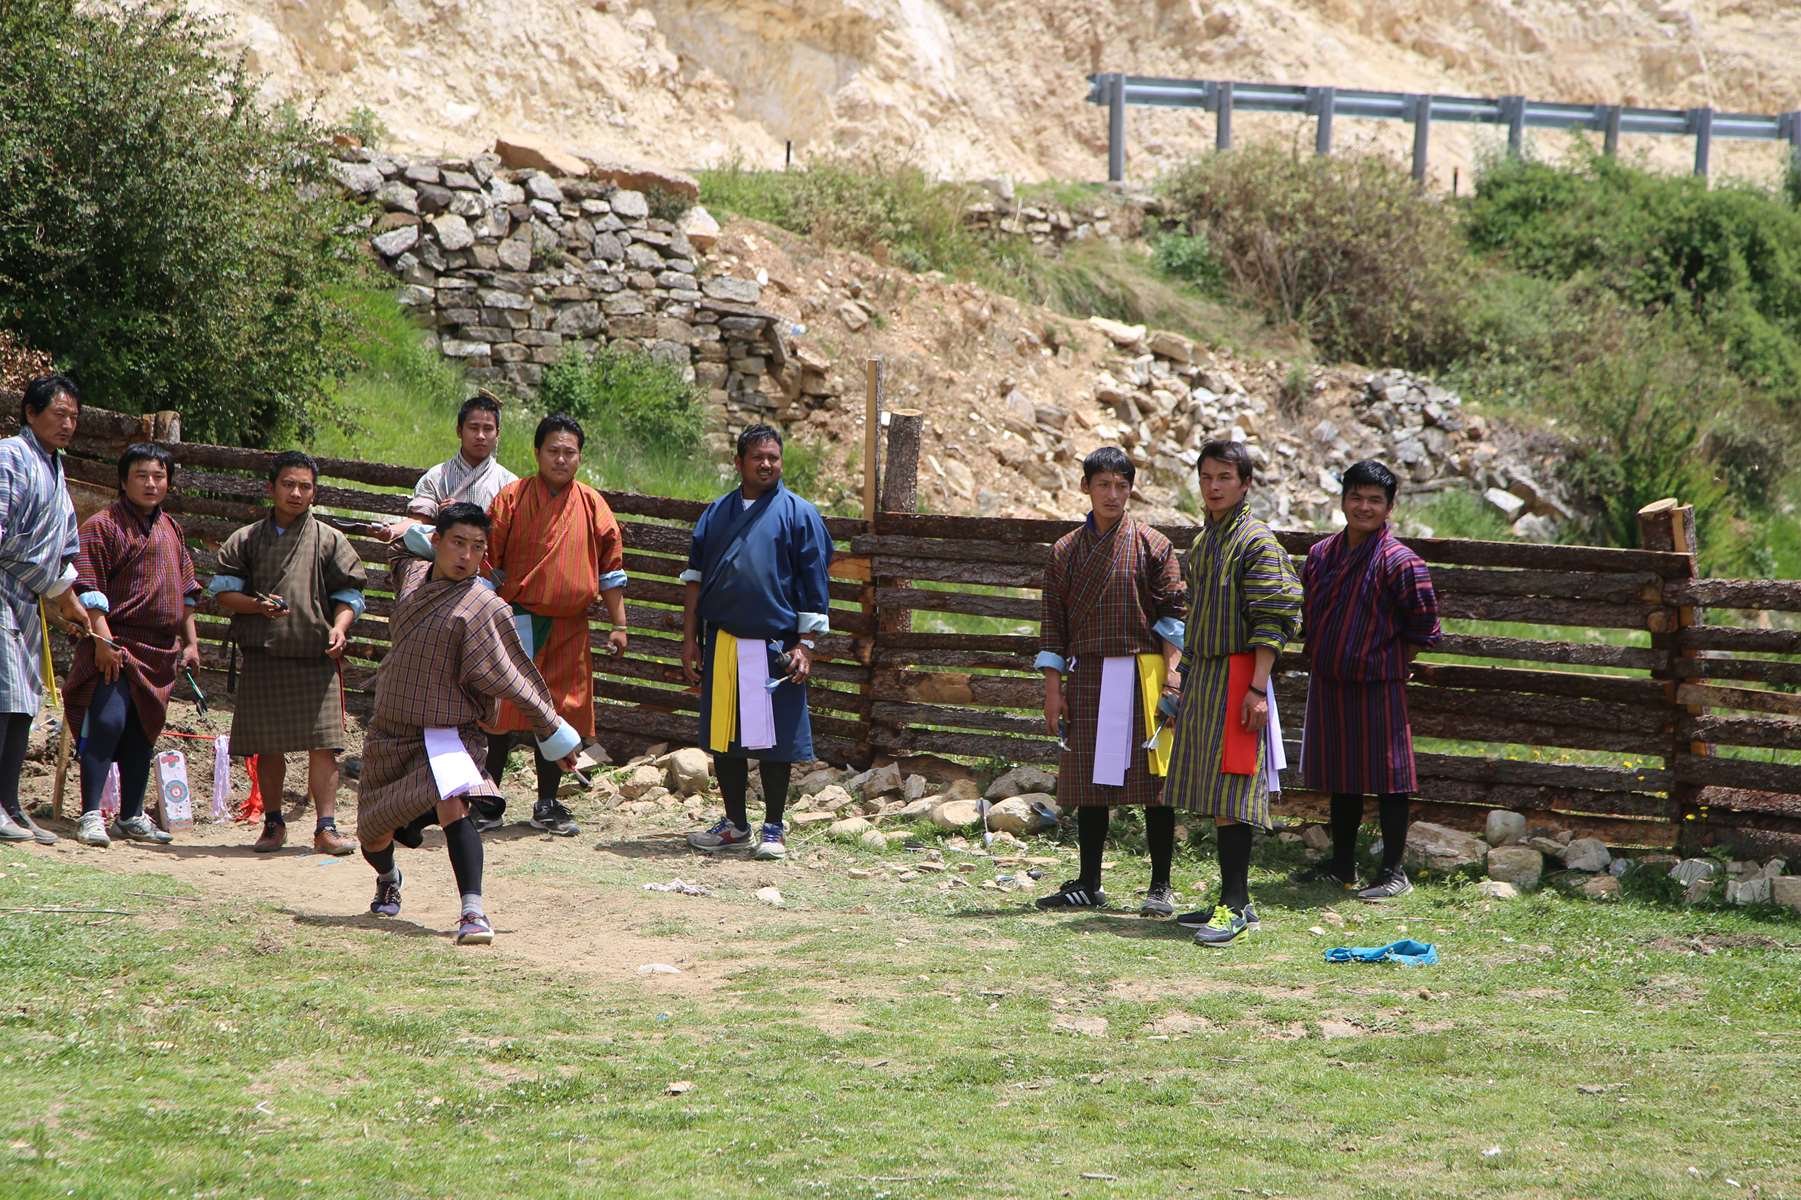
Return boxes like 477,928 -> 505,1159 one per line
1145,1011 -> 1214,1037
1648,933 -> 1794,954
1108,977 -> 1316,1003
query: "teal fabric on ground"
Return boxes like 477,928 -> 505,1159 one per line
1323,939 -> 1438,966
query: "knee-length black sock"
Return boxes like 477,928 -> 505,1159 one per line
758,760 -> 792,826
362,843 -> 397,880
1146,806 -> 1175,889
1077,806 -> 1109,887
0,713 -> 33,820
1378,793 -> 1411,874
1330,793 -> 1363,879
714,754 -> 749,829
444,817 -> 484,915
1218,823 -> 1253,911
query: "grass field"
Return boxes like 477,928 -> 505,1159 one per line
4,806 -> 1800,1200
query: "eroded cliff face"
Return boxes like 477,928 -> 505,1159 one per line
194,0 -> 1801,182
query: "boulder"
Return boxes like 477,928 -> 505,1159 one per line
659,747 -> 711,797
860,828 -> 889,852
795,766 -> 843,796
1726,877 -> 1772,906
1771,876 -> 1801,913
1485,845 -> 1544,890
1401,822 -> 1489,873
1088,316 -> 1146,349
1579,875 -> 1621,901
810,784 -> 856,815
680,205 -> 721,251
986,796 -> 1038,835
788,810 -> 836,827
619,763 -> 665,800
330,159 -> 385,194
898,795 -> 938,819
1484,809 -> 1526,847
903,774 -> 929,802
985,764 -> 1057,800
1474,880 -> 1519,901
1562,837 -> 1611,873
610,189 -> 651,221
1300,825 -> 1332,853
579,158 -> 701,202
861,762 -> 906,799
931,799 -> 983,831
828,816 -> 873,839
493,133 -> 589,178
1669,858 -> 1716,885
431,213 -> 475,251
371,225 -> 419,258
1147,330 -> 1193,363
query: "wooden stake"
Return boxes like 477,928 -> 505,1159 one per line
51,718 -> 71,821
862,359 -> 882,524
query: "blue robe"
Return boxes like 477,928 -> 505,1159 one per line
684,482 -> 832,762
0,429 -> 79,716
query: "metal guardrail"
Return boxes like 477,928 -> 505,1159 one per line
1086,75 -> 1801,183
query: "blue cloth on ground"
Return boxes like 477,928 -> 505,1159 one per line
1323,939 -> 1438,966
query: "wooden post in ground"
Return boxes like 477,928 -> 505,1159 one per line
853,360 -> 884,767
1638,497 -> 1707,851
877,409 -> 924,640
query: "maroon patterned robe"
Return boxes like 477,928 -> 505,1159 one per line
64,501 -> 201,740
1039,514 -> 1187,808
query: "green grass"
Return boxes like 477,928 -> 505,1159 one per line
5,835 -> 1801,1198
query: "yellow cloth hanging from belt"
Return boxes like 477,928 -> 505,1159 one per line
708,631 -> 739,752
37,601 -> 60,708
1136,653 -> 1171,777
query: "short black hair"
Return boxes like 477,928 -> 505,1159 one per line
736,423 -> 782,458
435,501 -> 491,536
268,449 -> 318,484
22,373 -> 80,425
1082,446 -> 1135,486
1342,459 -> 1399,504
457,392 -> 502,429
535,412 -> 584,450
118,443 -> 175,485
1197,440 -> 1254,484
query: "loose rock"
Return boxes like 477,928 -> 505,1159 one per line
1562,837 -> 1611,873
985,764 -> 1057,800
660,747 -> 712,797
1486,845 -> 1544,890
1484,810 -> 1527,847
1474,880 -> 1519,900
1401,822 -> 1489,872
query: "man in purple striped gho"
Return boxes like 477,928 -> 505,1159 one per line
1298,460 -> 1441,902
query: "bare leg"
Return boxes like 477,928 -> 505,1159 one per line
308,749 -> 340,820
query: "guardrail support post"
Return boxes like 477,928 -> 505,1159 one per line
1691,106 -> 1714,178
1602,105 -> 1622,157
1788,111 -> 1801,176
1215,80 -> 1234,151
1106,73 -> 1127,183
1409,94 -> 1431,183
1310,86 -> 1335,156
1503,95 -> 1526,156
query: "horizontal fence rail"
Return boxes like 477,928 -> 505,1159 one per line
1085,73 -> 1801,182
30,407 -> 1801,855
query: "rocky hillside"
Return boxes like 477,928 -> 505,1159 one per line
195,0 -> 1801,185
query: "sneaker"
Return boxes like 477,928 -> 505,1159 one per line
1178,900 -> 1260,929
18,811 -> 57,845
313,826 -> 356,856
0,810 -> 30,841
473,814 -> 507,833
750,822 -> 787,861
111,814 -> 173,845
76,811 -> 111,847
1292,863 -> 1358,887
1356,867 -> 1413,903
1191,903 -> 1253,947
456,911 -> 495,946
252,821 -> 287,854
686,818 -> 753,852
1034,878 -> 1108,910
1140,884 -> 1176,918
369,872 -> 402,918
472,799 -> 506,833
529,801 -> 580,838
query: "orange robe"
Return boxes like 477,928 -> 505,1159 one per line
486,476 -> 624,737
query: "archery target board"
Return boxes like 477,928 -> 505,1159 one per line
155,750 -> 195,831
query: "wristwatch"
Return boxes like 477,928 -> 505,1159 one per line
799,638 -> 817,650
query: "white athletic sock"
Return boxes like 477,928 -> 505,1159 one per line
460,891 -> 485,917
377,868 -> 399,883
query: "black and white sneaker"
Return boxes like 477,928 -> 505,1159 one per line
1035,878 -> 1108,910
530,801 -> 580,838
1356,868 -> 1412,902
1291,863 -> 1358,887
472,800 -> 506,834
1140,884 -> 1176,918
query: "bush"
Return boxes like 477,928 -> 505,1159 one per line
539,344 -> 705,456
0,0 -> 362,444
1159,144 -> 1475,366
1150,231 -> 1225,293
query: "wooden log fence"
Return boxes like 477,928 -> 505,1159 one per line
35,401 -> 1801,853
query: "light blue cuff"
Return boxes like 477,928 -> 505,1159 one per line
598,570 -> 628,592
329,589 -> 366,620
475,576 -> 497,592
678,568 -> 702,584
797,611 -> 830,635
537,720 -> 582,762
1154,616 -> 1187,649
184,596 -> 198,607
402,523 -> 435,559
79,590 -> 111,613
1034,651 -> 1068,672
208,574 -> 246,595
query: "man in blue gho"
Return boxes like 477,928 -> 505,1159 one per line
680,424 -> 833,863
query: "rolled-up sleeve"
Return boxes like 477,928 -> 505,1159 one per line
599,570 -> 628,592
328,589 -> 367,620
1242,536 -> 1302,654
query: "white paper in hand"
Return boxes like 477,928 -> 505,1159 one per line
425,727 -> 483,800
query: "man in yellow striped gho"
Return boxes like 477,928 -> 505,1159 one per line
679,425 -> 832,862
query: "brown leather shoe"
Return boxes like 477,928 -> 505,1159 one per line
252,822 -> 287,854
313,827 -> 355,856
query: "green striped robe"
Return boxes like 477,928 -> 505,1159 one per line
1164,503 -> 1302,826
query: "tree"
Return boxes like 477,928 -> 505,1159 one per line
0,0 -> 360,443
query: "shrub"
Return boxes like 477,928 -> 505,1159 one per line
539,343 -> 705,456
0,0 -> 362,444
1159,144 -> 1475,367
1150,231 -> 1224,293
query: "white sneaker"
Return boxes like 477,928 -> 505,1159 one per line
0,810 -> 31,841
749,823 -> 787,861
111,814 -> 173,845
76,811 -> 111,847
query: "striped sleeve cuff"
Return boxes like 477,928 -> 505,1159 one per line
1034,651 -> 1067,672
678,568 -> 702,584
599,570 -> 628,592
537,719 -> 582,763
329,589 -> 367,620
1247,625 -> 1288,652
1153,616 -> 1186,649
45,563 -> 76,598
797,611 -> 830,635
79,590 -> 111,613
208,574 -> 246,595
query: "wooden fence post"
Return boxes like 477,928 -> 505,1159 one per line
852,360 -> 885,767
877,408 -> 923,642
1638,498 -> 1708,850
